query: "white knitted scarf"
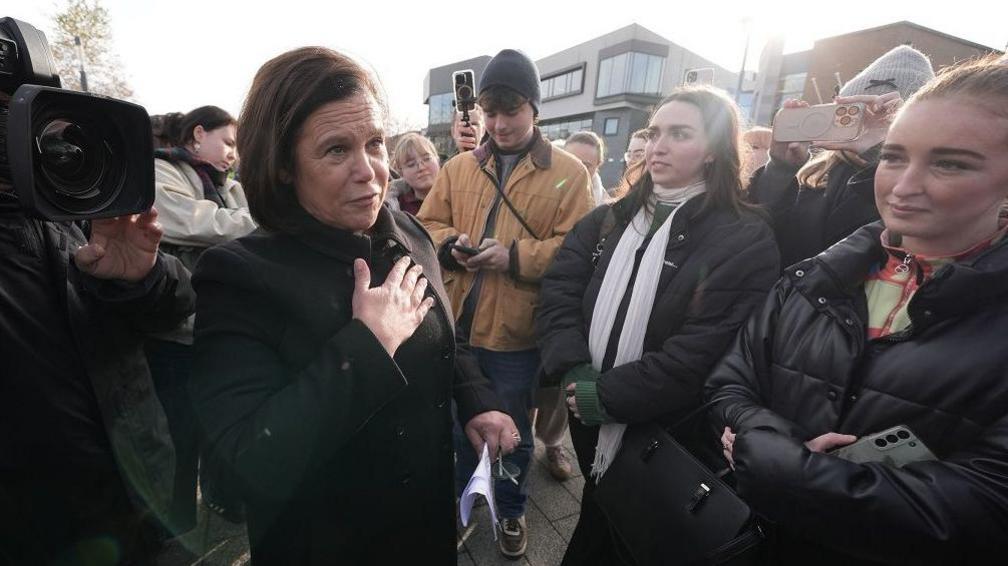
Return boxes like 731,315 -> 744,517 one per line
587,181 -> 706,482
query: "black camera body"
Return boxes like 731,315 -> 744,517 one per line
1,17 -> 153,221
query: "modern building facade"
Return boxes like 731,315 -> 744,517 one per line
423,24 -> 748,186
751,21 -> 999,126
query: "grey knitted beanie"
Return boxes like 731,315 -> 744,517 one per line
479,49 -> 542,114
838,45 -> 935,100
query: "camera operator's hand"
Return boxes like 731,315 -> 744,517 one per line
75,208 -> 163,282
769,99 -> 812,170
452,108 -> 484,153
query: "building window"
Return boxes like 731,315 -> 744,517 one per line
774,72 -> 807,113
596,52 -> 665,98
539,117 -> 594,141
428,92 -> 454,125
542,67 -> 584,100
603,117 -> 619,136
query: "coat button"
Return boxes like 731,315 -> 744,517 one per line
844,318 -> 854,326
436,399 -> 447,409
923,310 -> 934,317
676,234 -> 685,241
441,347 -> 452,360
817,297 -> 828,305
795,270 -> 805,277
827,391 -> 837,401
848,394 -> 858,403
395,425 -> 406,439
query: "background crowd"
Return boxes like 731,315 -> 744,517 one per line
2,29 -> 1008,566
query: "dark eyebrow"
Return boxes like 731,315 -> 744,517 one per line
932,147 -> 985,160
881,143 -> 905,152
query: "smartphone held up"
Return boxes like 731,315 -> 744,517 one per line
772,102 -> 866,144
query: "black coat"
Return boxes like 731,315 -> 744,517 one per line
748,157 -> 879,268
536,195 -> 780,434
706,222 -> 1008,565
190,204 -> 502,565
0,199 -> 191,514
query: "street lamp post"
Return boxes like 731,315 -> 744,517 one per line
734,17 -> 752,104
74,35 -> 88,92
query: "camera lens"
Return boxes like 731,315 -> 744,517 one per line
874,438 -> 887,448
457,84 -> 472,100
897,430 -> 910,440
37,119 -> 106,198
835,106 -> 848,116
886,434 -> 899,444
30,97 -> 127,215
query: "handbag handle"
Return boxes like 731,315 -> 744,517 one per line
667,399 -> 720,435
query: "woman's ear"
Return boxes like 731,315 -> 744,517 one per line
193,124 -> 207,144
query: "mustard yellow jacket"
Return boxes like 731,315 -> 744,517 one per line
418,132 -> 593,351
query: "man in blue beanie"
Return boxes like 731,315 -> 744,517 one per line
419,48 -> 593,559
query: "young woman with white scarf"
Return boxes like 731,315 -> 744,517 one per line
535,86 -> 780,565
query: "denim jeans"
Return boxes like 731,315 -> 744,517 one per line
454,347 -> 539,519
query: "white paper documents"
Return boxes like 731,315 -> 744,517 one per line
459,444 -> 499,537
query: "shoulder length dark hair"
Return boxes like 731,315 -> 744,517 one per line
237,46 -> 386,233
618,85 -> 756,217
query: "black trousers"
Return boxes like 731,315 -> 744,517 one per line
0,470 -> 161,565
562,417 -> 635,566
145,339 -> 198,535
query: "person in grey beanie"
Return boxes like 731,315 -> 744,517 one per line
418,48 -> 593,560
748,45 -> 935,268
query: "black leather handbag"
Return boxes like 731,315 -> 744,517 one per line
593,405 -> 762,566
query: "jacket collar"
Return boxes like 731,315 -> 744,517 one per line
285,198 -> 412,263
791,221 -> 1008,320
472,127 -> 552,170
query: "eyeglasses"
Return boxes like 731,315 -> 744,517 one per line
402,153 -> 436,171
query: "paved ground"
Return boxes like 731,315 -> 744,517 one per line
458,434 -> 583,566
155,435 -> 582,566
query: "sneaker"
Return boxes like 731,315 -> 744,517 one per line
498,515 -> 527,559
543,445 -> 573,481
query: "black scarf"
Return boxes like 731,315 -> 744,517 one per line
155,147 -> 227,207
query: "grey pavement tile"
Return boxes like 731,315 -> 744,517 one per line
523,499 -> 568,566
457,549 -> 476,566
561,474 -> 585,503
552,514 -> 580,544
526,462 -> 581,522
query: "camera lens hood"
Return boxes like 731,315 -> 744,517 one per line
7,84 -> 154,220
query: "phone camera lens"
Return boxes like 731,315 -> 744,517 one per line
885,434 -> 899,444
897,430 -> 910,440
848,106 -> 860,115
874,438 -> 888,448
839,115 -> 852,126
835,106 -> 848,116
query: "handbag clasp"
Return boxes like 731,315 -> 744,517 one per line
686,482 -> 711,514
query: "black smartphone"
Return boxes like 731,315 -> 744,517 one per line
452,243 -> 481,256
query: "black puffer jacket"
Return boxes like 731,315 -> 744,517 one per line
706,222 -> 1008,565
536,195 -> 780,428
748,156 -> 878,268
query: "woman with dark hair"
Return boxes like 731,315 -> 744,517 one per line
709,55 -> 1008,565
536,85 -> 780,565
147,104 -> 257,534
189,46 -> 519,564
